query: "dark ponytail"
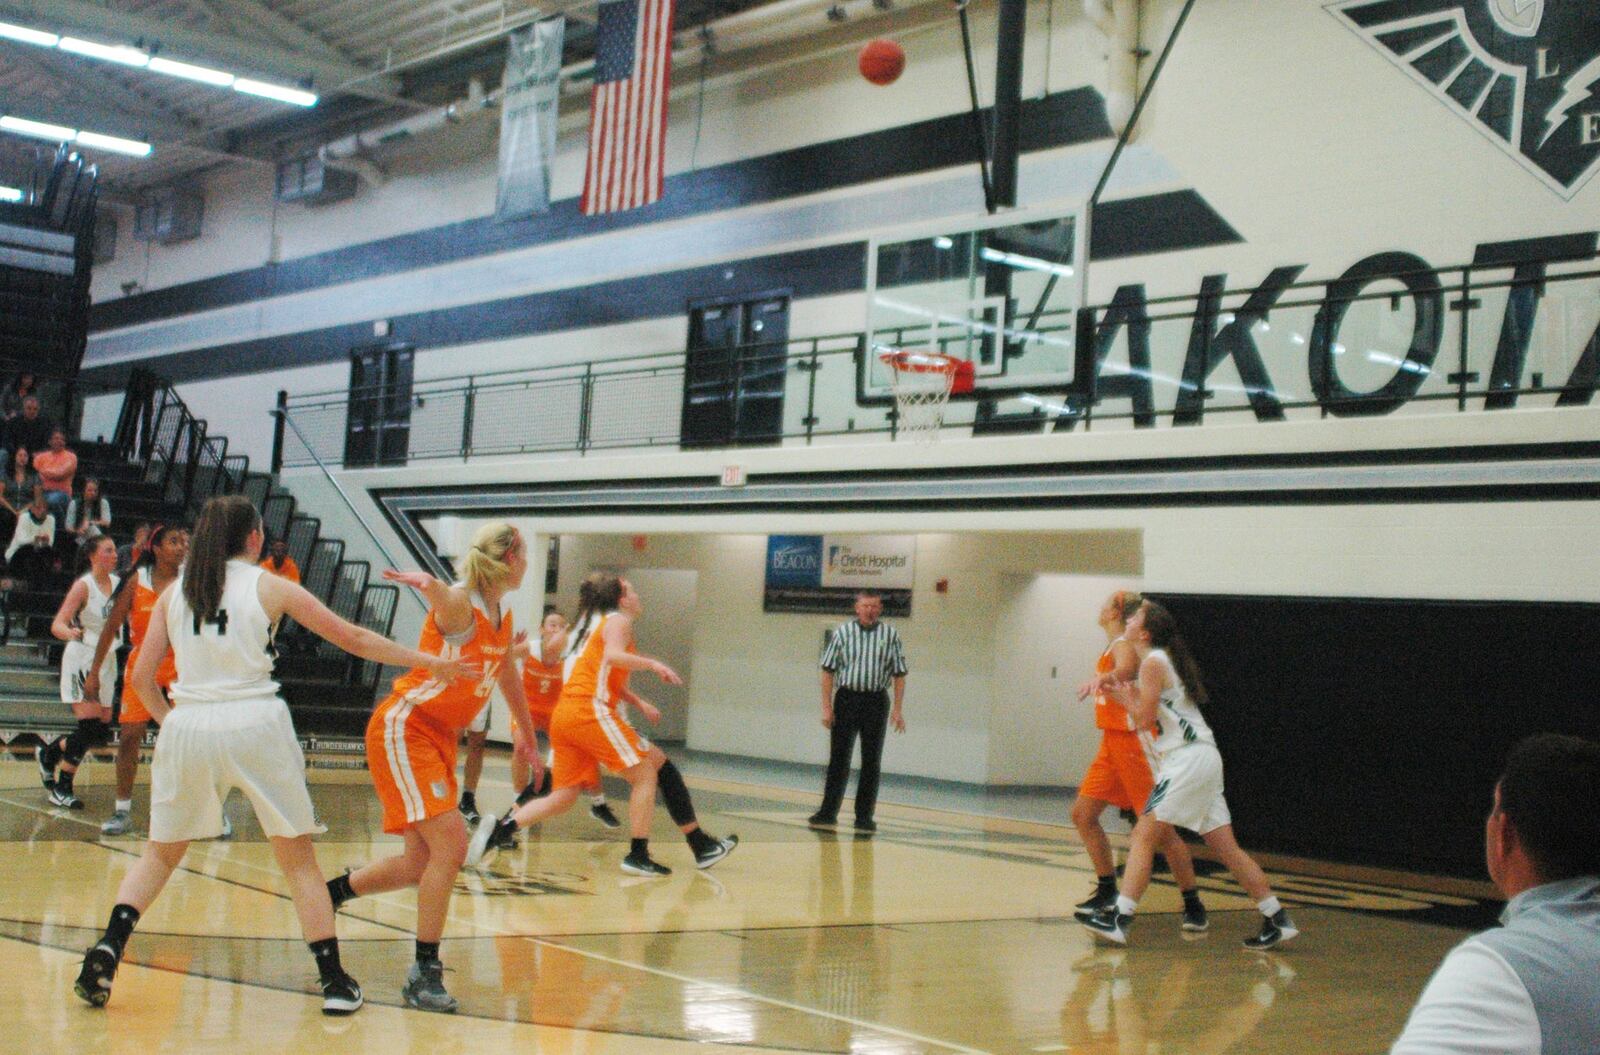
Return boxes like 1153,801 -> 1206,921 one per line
566,571 -> 623,658
183,495 -> 260,624
74,534 -> 116,576
1139,600 -> 1209,708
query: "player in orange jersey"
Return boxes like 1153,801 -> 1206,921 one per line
468,571 -> 736,876
1071,590 -> 1208,932
81,524 -> 188,836
325,522 -> 541,1013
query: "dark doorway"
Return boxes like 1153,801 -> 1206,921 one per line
680,292 -> 790,448
344,343 -> 414,467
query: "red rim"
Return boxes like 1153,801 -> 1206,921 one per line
878,349 -> 960,375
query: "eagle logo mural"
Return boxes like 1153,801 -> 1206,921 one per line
1327,0 -> 1600,198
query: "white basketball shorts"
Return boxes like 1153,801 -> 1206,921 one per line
59,640 -> 116,709
149,696 -> 324,842
1145,741 -> 1232,836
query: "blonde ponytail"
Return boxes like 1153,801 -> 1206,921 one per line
460,522 -> 521,594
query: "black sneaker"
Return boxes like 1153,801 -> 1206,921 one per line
459,801 -> 481,827
1073,886 -> 1118,922
514,783 -> 538,807
694,834 -> 738,870
401,960 -> 458,1014
589,802 -> 621,829
35,743 -> 56,791
854,818 -> 877,833
807,812 -> 836,828
49,785 -> 84,810
1181,896 -> 1209,933
1080,907 -> 1134,946
1242,909 -> 1299,950
320,969 -> 364,1015
620,853 -> 671,877
466,815 -> 516,867
73,943 -> 118,1007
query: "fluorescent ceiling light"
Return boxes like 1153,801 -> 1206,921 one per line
74,130 -> 153,157
58,36 -> 150,67
0,20 -> 58,46
148,56 -> 234,86
0,185 -> 24,203
233,78 -> 317,107
0,115 -> 77,142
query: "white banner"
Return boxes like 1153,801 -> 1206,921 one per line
819,535 -> 916,590
495,18 -> 565,222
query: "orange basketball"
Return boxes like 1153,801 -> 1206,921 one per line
858,39 -> 905,86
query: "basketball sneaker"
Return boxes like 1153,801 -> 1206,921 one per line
694,834 -> 738,870
589,801 -> 621,829
73,942 -> 119,1007
100,810 -> 132,836
1080,907 -> 1134,946
320,969 -> 364,1015
1181,893 -> 1209,933
1242,909 -> 1299,950
466,815 -> 518,867
807,812 -> 837,828
35,742 -> 57,790
401,960 -> 458,1014
459,800 -> 481,827
1073,885 -> 1118,921
620,852 -> 671,877
49,785 -> 84,809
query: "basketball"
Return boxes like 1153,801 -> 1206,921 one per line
858,39 -> 905,86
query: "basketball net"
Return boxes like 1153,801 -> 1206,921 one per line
879,348 -> 960,442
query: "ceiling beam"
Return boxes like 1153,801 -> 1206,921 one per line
190,0 -> 363,70
0,0 -> 402,96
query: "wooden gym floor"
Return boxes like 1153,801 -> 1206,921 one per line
0,753 -> 1499,1055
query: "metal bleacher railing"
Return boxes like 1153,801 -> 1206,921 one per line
277,249 -> 1600,467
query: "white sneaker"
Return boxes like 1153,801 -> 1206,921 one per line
100,810 -> 132,836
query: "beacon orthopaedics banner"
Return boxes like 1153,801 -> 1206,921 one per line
495,18 -> 564,222
763,535 -> 915,615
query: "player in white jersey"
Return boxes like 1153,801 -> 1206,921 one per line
1081,599 -> 1299,951
74,495 -> 477,1016
40,536 -> 121,808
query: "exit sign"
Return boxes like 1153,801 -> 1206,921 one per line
721,465 -> 747,487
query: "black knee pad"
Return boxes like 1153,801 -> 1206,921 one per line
656,760 -> 697,827
62,718 -> 106,766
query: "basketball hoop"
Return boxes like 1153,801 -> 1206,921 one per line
878,348 -> 973,442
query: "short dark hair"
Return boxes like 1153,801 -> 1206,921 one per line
1497,734 -> 1600,881
855,590 -> 882,601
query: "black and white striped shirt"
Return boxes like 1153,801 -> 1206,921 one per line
820,619 -> 907,692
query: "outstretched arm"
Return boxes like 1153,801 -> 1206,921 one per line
601,614 -> 681,683
382,568 -> 474,636
259,573 -> 479,680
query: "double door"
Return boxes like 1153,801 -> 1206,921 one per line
344,343 -> 414,467
680,293 -> 790,448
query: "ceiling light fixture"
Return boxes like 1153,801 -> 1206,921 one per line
0,18 -> 315,106
0,114 -> 152,157
0,185 -> 25,202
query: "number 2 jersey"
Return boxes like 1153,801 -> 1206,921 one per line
165,560 -> 278,704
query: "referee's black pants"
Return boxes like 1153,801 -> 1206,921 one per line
819,688 -> 890,824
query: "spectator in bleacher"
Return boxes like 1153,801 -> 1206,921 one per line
1,372 -> 38,421
259,536 -> 301,584
117,522 -> 151,576
4,489 -> 56,583
33,428 -> 77,521
1,446 -> 39,555
4,396 -> 53,460
66,477 -> 112,542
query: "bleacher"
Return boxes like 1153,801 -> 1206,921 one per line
1,366 -> 401,756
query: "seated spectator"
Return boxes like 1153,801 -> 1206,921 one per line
3,396 -> 52,459
116,521 -> 151,575
1391,733 -> 1600,1055
4,490 -> 56,583
259,536 -> 301,583
32,428 -> 76,521
65,477 -> 112,542
0,446 -> 36,554
0,372 -> 37,421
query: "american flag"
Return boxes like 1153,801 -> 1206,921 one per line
581,0 -> 677,215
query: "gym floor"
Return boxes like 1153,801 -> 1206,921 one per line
0,750 -> 1497,1054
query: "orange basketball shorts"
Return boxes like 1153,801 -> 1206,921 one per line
119,646 -> 174,724
366,700 -> 460,834
547,702 -> 651,791
1077,730 -> 1158,814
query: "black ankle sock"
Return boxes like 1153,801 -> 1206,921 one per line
629,837 -> 649,859
415,940 -> 440,964
56,770 -> 75,794
538,770 -> 552,796
102,904 -> 140,957
327,873 -> 356,908
460,792 -> 477,810
1096,875 -> 1116,894
1181,888 -> 1203,905
685,827 -> 716,854
309,937 -> 343,982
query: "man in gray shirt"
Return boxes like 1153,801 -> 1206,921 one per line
811,591 -> 906,833
1392,733 -> 1600,1055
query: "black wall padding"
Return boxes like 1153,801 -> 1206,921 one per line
1154,593 -> 1600,879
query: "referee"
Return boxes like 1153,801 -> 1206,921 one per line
811,590 -> 907,833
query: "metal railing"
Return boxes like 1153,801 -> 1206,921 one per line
279,250 -> 1600,467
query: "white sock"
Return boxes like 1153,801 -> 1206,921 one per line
115,798 -> 132,814
589,792 -> 607,805
1258,896 -> 1282,917
1115,895 -> 1138,916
